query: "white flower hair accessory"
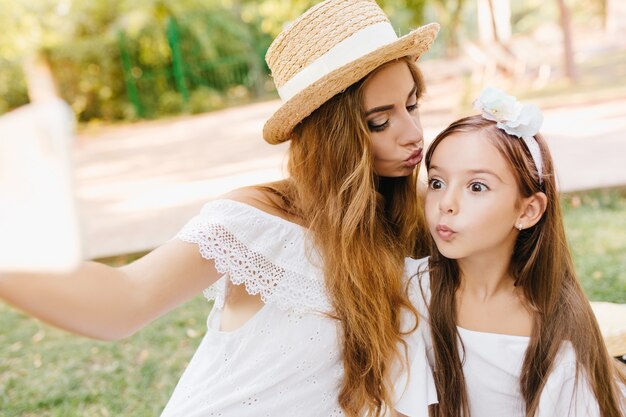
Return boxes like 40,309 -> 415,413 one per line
473,87 -> 544,183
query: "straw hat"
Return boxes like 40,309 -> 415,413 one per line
263,0 -> 440,144
590,301 -> 626,358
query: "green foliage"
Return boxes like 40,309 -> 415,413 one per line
0,0 -> 270,120
0,0 -> 609,119
48,37 -> 128,121
379,0 -> 428,32
188,86 -> 225,114
172,11 -> 261,92
157,91 -> 185,115
0,60 -> 28,114
237,0 -> 318,37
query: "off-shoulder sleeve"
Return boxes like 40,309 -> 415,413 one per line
175,199 -> 331,313
536,343 -> 601,417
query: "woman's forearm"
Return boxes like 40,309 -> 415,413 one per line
0,240 -> 220,340
0,262 -> 145,340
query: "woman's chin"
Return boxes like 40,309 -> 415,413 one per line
375,167 -> 417,178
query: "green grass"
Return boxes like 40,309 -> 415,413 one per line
0,296 -> 211,417
562,187 -> 626,303
1,188 -> 625,416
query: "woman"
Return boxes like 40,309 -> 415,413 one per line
0,1 -> 439,416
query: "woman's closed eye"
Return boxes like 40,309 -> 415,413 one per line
368,119 -> 389,132
368,100 -> 419,132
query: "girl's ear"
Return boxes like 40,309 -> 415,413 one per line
517,192 -> 547,229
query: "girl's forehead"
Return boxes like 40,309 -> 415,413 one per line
429,131 -> 512,176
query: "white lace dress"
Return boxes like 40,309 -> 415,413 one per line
159,199 -> 436,417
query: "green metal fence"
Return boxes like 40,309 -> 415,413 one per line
0,11 -> 267,120
118,15 -> 265,118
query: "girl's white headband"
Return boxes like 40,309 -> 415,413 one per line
473,87 -> 544,183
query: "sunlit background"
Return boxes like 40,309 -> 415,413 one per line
1,1 -> 625,415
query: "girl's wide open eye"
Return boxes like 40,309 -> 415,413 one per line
428,178 -> 444,190
469,182 -> 489,192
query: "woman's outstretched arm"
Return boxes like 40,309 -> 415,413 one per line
0,239 -> 219,340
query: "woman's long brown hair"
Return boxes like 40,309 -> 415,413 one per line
424,115 -> 626,417
262,57 -> 428,416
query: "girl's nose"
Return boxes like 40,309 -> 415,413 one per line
439,189 -> 458,215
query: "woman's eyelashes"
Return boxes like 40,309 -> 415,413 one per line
368,119 -> 389,132
367,101 -> 419,132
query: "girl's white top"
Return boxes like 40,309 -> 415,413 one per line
159,199 -> 437,417
404,257 -> 610,417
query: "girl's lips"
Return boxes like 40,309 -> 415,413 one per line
435,224 -> 456,241
404,148 -> 423,167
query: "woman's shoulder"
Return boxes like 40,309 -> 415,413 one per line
182,183 -> 306,250
221,184 -> 275,211
219,183 -> 305,227
177,183 -> 298,257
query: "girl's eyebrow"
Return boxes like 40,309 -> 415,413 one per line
365,85 -> 418,116
466,169 -> 504,182
429,166 -> 505,182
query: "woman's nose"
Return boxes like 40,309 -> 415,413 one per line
398,110 -> 423,147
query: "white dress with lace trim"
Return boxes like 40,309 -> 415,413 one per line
159,199 -> 435,417
176,199 -> 331,313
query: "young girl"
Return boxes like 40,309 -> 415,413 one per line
0,1 -> 439,416
407,87 -> 626,416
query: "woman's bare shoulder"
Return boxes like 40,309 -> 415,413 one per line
221,182 -> 292,220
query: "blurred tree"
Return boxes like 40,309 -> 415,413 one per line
599,0 -> 607,28
378,0 -> 427,33
235,0 -> 317,37
429,0 -> 466,55
0,0 -> 597,119
556,0 -> 578,81
0,0 -> 271,119
480,0 -> 512,43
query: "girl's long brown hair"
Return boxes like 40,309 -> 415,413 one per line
263,57 -> 428,417
424,115 -> 626,417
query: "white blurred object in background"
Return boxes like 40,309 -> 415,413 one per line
0,99 -> 83,272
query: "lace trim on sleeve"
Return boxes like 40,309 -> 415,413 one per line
176,200 -> 332,313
